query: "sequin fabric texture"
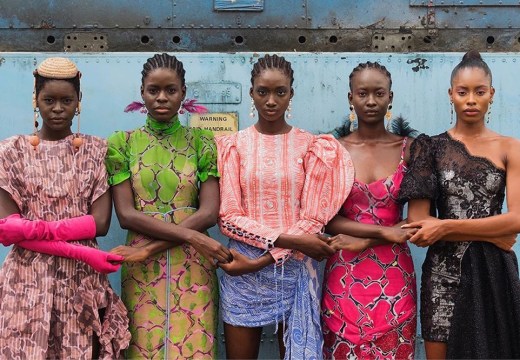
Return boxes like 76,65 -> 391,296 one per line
399,133 -> 520,358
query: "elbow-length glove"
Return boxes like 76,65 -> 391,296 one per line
0,213 -> 96,246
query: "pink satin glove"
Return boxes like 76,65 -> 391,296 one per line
18,240 -> 123,274
0,214 -> 96,246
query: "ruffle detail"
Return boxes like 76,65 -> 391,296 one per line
73,274 -> 131,359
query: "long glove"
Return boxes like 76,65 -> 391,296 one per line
0,214 -> 96,246
18,240 -> 123,274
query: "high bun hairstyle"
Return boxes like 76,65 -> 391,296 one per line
450,50 -> 492,85
141,53 -> 186,87
251,54 -> 294,86
348,61 -> 392,91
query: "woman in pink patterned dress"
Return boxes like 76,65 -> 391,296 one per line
322,62 -> 418,359
0,57 -> 130,359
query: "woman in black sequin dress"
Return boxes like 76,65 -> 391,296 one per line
400,50 -> 520,359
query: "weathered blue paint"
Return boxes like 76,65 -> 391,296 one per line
214,0 -> 264,11
0,52 -> 519,358
2,0 -> 519,30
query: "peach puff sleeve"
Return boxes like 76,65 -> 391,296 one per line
286,135 -> 354,236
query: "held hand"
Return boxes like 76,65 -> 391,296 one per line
403,219 -> 446,247
382,226 -> 419,244
110,245 -> 149,263
218,249 -> 268,276
328,234 -> 370,252
188,232 -> 233,265
296,233 -> 335,261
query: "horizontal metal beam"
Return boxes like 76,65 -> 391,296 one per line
1,28 -> 519,52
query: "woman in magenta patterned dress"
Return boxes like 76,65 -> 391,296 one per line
322,62 -> 418,359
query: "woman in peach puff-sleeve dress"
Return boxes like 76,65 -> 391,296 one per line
217,124 -> 354,359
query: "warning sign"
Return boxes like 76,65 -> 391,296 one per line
189,112 -> 239,136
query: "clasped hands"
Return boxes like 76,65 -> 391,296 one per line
402,218 -> 517,251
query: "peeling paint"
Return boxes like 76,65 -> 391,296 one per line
407,58 -> 429,72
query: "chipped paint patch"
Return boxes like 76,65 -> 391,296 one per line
407,58 -> 429,72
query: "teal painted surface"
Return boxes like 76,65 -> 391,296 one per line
1,52 -> 519,358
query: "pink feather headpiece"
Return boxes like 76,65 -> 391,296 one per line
124,99 -> 208,114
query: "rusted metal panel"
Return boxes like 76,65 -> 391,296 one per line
410,0 -> 520,6
172,0 -> 306,29
0,0 -> 173,29
1,2 -> 520,54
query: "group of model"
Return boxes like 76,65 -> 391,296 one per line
0,50 -> 518,360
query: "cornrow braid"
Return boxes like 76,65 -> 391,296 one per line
141,53 -> 186,86
251,54 -> 294,86
348,61 -> 392,90
450,50 -> 492,85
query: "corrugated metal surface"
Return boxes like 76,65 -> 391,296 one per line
1,0 -> 520,51
0,52 -> 519,358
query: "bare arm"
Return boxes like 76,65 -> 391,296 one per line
89,191 -> 112,237
110,179 -> 231,264
405,194 -> 518,250
137,176 -> 220,257
327,215 -> 416,244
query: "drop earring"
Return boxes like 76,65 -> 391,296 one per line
450,101 -> 454,124
386,104 -> 393,130
349,105 -> 356,132
487,100 -> 493,124
249,98 -> 256,118
72,100 -> 83,152
29,86 -> 40,149
286,99 -> 292,120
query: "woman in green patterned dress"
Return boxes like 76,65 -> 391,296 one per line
106,53 -> 232,359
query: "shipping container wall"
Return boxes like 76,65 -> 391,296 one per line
0,52 -> 519,358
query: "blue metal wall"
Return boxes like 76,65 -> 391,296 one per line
0,52 -> 519,358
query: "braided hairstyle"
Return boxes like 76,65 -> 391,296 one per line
450,50 -> 492,85
141,53 -> 186,86
348,61 -> 392,91
251,54 -> 294,86
35,75 -> 80,98
332,61 -> 393,138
